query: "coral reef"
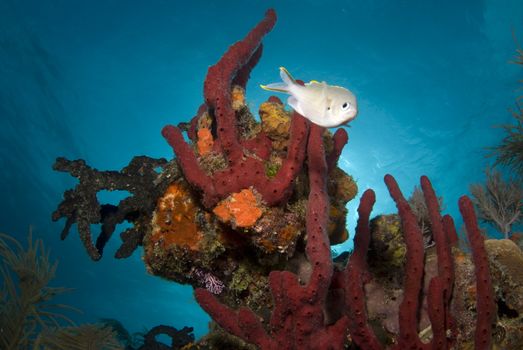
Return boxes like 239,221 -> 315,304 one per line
195,125 -> 349,349
161,9 -> 352,211
53,10 -> 356,322
334,176 -> 493,350
190,151 -> 503,350
51,7 -> 523,350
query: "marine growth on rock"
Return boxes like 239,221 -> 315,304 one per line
52,8 -> 523,350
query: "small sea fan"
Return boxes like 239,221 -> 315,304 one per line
470,168 -> 523,238
488,42 -> 523,177
489,104 -> 523,178
0,230 -> 77,349
33,324 -> 123,350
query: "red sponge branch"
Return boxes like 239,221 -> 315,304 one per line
162,9 -> 312,208
327,128 -> 348,172
421,176 -> 454,296
442,214 -> 459,246
196,171 -> 497,349
203,9 -> 275,162
194,124 -> 349,349
385,175 -> 427,350
343,189 -> 383,350
459,196 -> 496,350
421,176 -> 456,346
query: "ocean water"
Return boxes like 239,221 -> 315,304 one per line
1,0 -> 522,342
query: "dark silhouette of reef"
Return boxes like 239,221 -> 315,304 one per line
52,156 -> 180,260
53,8 -> 523,350
138,325 -> 194,350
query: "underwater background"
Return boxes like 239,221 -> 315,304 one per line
1,0 -> 523,342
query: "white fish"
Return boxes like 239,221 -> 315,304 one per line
260,67 -> 358,128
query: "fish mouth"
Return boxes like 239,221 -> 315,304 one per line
323,111 -> 358,128
338,114 -> 357,128
345,112 -> 358,123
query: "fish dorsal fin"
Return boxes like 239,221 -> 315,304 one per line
320,84 -> 328,103
309,80 -> 320,84
279,67 -> 297,86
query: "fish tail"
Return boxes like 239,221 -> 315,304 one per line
260,83 -> 289,93
259,67 -> 296,93
279,66 -> 297,86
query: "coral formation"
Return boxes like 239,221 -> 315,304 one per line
53,10 -> 355,324
197,322 -> 256,350
191,153 -> 501,350
161,10 -> 313,209
150,181 -> 204,251
196,125 -> 350,349
367,214 -> 407,283
98,319 -> 197,350
213,189 -> 264,228
51,7 -> 523,350
485,239 -> 523,317
259,98 -> 291,151
138,325 -> 195,350
485,239 -> 523,311
196,127 -> 214,156
52,156 -> 180,260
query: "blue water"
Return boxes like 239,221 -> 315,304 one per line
1,0 -> 522,340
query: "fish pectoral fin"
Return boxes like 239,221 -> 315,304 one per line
260,83 -> 289,93
288,96 -> 305,116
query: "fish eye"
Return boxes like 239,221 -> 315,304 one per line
341,102 -> 351,111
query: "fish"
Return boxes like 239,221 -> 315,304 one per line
260,67 -> 358,128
